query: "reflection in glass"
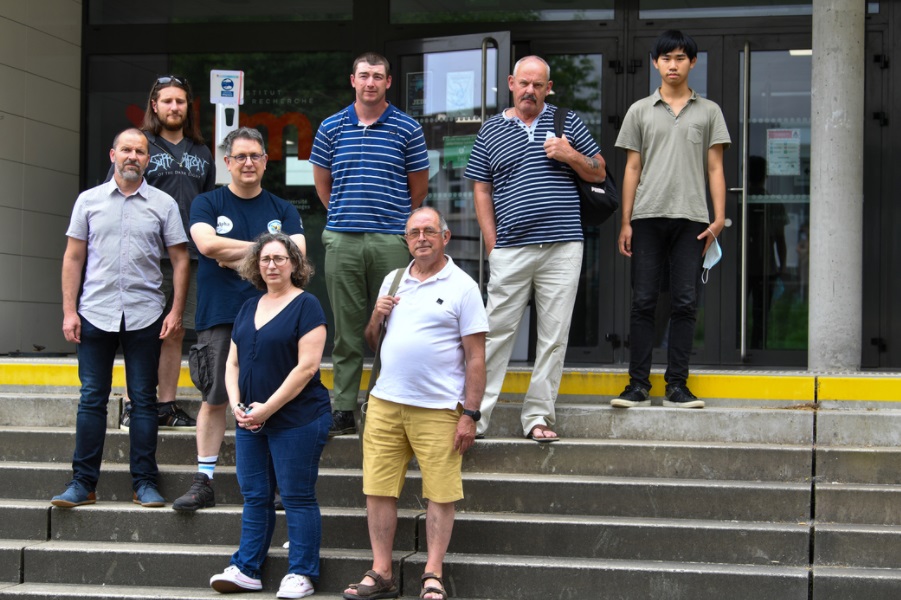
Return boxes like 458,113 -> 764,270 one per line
89,0 -> 352,24
639,0 -> 879,18
399,49 -> 498,282
391,0 -> 612,23
740,50 -> 811,351
547,55 -> 604,349
86,52 -> 353,351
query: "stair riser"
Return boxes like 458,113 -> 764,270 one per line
0,465 -> 812,522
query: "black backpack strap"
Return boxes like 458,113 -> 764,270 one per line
553,106 -> 569,138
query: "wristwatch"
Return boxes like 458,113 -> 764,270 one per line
462,408 -> 481,422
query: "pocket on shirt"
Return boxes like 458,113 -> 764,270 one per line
687,125 -> 703,144
188,343 -> 213,395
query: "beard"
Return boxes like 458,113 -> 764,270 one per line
161,113 -> 186,132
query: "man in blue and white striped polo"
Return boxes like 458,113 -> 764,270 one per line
311,52 -> 431,438
464,55 -> 607,443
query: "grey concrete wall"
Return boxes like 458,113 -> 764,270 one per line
808,0 -> 865,371
0,1 -> 82,355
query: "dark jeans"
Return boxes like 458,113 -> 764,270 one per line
72,314 -> 163,492
231,411 -> 331,581
628,218 -> 707,390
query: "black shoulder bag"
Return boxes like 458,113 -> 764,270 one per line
553,107 -> 619,226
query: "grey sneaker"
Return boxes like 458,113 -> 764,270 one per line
120,400 -> 132,430
663,384 -> 705,409
611,384 -> 651,408
172,472 -> 216,512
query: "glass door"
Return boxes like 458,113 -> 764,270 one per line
386,33 -> 511,287
723,35 -> 812,366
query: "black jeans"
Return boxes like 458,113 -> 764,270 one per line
628,218 -> 707,390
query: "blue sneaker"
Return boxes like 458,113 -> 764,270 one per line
51,482 -> 96,508
133,483 -> 165,507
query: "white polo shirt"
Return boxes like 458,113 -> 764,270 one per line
373,256 -> 488,410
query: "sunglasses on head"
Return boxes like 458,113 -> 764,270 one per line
155,75 -> 188,87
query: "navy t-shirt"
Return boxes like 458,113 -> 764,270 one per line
190,186 -> 304,331
231,292 -> 331,429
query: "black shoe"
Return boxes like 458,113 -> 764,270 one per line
663,384 -> 705,409
274,490 -> 284,511
172,472 -> 216,512
328,410 -> 356,437
120,400 -> 133,430
158,401 -> 197,430
610,384 -> 651,408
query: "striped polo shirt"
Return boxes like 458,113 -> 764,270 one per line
464,103 -> 600,247
310,102 -> 430,235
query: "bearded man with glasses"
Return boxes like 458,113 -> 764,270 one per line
171,127 -> 306,512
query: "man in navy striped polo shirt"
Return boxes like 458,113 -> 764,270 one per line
464,55 -> 607,442
311,52 -> 430,437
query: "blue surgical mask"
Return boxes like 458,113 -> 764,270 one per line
701,239 -> 722,284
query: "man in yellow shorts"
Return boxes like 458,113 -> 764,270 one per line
342,207 -> 487,600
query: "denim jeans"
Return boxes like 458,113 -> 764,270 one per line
72,314 -> 163,492
628,218 -> 707,390
231,411 -> 330,581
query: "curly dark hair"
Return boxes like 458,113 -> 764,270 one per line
238,232 -> 313,291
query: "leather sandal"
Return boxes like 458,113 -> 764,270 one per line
420,571 -> 447,600
342,569 -> 398,600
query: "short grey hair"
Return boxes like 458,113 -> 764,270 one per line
407,206 -> 449,234
512,55 -> 551,80
222,127 -> 266,156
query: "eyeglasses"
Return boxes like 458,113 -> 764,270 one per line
155,75 -> 187,87
227,154 -> 265,164
260,255 -> 290,266
405,228 -> 443,239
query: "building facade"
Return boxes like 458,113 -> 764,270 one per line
1,0 -> 898,369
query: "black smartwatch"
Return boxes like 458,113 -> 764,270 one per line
462,408 -> 481,422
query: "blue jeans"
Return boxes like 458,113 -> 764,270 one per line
72,314 -> 163,491
231,411 -> 330,581
628,218 -> 707,390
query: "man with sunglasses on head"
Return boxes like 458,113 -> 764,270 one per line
310,51 -> 430,438
111,75 -> 216,433
172,127 -> 305,512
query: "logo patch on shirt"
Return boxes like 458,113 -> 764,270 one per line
267,220 -> 283,234
216,216 -> 234,234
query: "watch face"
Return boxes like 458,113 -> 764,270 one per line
464,409 -> 481,422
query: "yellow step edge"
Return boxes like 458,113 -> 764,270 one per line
4,362 -> 897,402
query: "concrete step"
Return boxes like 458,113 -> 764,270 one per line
0,462 -> 812,522
816,446 -> 901,485
401,552 -> 810,600
811,567 -> 901,600
0,583 -> 349,600
19,541 -> 387,594
43,502 -> 417,551
0,501 -> 49,540
0,394 -> 119,429
815,482 -> 901,526
814,523 -> 901,569
0,427 -> 816,482
25,500 -> 811,567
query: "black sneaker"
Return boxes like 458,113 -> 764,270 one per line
274,490 -> 284,511
328,410 -> 356,437
610,384 -> 651,408
158,401 -> 197,430
172,472 -> 216,512
663,384 -> 705,409
120,400 -> 133,430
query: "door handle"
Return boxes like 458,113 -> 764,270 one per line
728,187 -> 744,193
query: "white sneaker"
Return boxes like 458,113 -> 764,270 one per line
210,565 -> 263,593
277,573 -> 314,599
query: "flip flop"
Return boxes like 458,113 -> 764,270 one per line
527,424 -> 559,443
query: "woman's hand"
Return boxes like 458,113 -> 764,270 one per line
233,402 -> 266,431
